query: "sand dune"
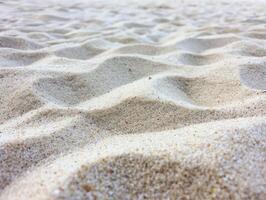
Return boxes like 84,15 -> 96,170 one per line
0,0 -> 266,199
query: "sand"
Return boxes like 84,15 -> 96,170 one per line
0,0 -> 266,199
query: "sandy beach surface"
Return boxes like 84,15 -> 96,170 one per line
0,0 -> 266,199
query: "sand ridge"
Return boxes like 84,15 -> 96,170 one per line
0,0 -> 266,199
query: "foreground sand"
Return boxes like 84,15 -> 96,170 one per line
0,0 -> 266,199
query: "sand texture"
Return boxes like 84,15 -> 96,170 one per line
0,0 -> 266,199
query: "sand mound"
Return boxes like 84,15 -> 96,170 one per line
0,49 -> 49,67
33,56 -> 171,106
240,62 -> 266,91
0,36 -> 43,50
154,71 -> 256,107
174,52 -> 223,66
175,36 -> 239,53
53,42 -> 105,60
55,117 -> 266,200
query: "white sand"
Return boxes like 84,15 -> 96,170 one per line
0,0 -> 266,199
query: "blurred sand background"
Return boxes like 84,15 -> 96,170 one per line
0,0 -> 266,199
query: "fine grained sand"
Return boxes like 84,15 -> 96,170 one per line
0,0 -> 266,199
